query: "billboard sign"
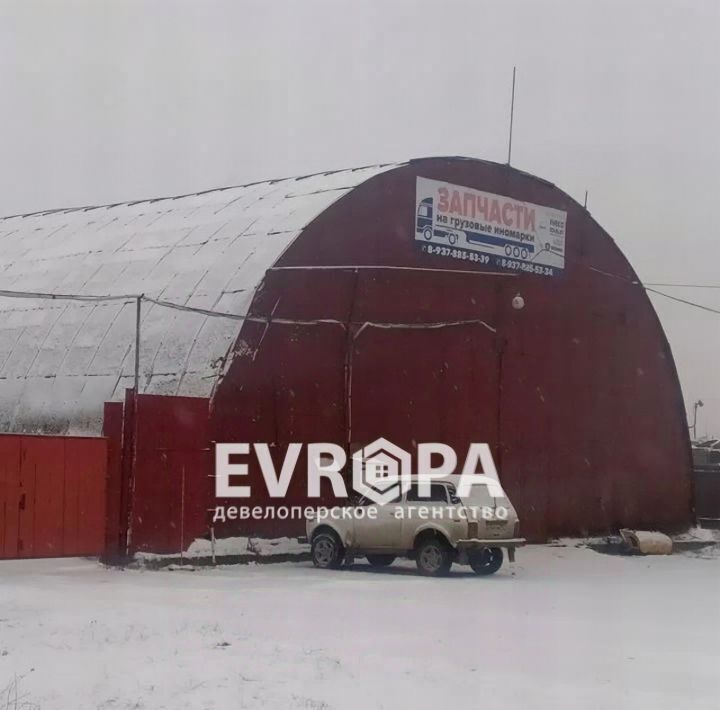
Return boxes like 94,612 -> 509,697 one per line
415,177 -> 567,277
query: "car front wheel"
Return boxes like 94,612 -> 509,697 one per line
311,531 -> 344,569
415,538 -> 452,577
469,547 -> 503,575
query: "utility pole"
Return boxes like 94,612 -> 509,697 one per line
691,399 -> 704,440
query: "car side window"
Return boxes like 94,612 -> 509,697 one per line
358,492 -> 400,506
406,484 -> 449,503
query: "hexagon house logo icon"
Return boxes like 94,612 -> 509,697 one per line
351,437 -> 412,505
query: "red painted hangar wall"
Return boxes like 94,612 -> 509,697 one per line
209,157 -> 693,541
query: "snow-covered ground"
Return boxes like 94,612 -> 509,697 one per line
1,544 -> 718,710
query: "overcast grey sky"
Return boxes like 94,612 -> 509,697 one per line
1,0 -> 719,435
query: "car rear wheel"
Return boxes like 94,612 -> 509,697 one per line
311,531 -> 344,569
469,547 -> 503,576
366,554 -> 395,568
415,538 -> 452,577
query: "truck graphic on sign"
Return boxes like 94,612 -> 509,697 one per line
416,196 -> 534,258
416,197 -> 459,245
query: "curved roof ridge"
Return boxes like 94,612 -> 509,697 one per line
0,160 -> 402,221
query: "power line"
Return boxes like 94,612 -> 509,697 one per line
0,288 -> 136,302
0,288 -> 498,331
644,282 -> 720,289
586,268 -> 720,290
2,265 -> 720,324
643,287 -> 720,316
586,266 -> 720,316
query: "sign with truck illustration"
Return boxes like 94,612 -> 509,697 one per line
415,177 -> 567,277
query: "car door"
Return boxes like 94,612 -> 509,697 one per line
352,493 -> 403,550
400,483 -> 451,548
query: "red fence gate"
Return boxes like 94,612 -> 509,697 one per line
0,434 -> 107,559
104,392 -> 212,559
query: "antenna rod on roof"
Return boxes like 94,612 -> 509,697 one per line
584,190 -> 589,209
507,66 -> 516,165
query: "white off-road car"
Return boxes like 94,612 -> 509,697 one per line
306,477 -> 525,577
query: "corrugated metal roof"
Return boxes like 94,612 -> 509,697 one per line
0,163 -> 398,434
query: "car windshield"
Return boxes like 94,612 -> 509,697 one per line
446,483 -> 462,505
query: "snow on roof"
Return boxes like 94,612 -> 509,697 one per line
0,163 -> 398,434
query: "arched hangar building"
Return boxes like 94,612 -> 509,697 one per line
0,157 -> 693,551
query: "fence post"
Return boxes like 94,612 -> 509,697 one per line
134,295 -> 142,393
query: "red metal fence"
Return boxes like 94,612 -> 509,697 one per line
0,434 -> 107,559
0,393 -> 211,562
694,465 -> 720,523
